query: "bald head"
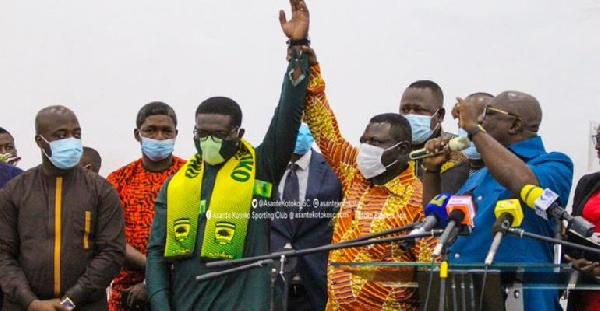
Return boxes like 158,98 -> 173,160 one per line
492,91 -> 542,132
466,92 -> 493,105
35,105 -> 78,134
80,146 -> 102,173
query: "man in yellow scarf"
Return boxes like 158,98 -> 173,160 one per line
146,1 -> 311,310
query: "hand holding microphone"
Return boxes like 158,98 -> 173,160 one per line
484,200 -> 524,266
412,136 -> 471,161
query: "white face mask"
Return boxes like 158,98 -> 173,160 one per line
356,142 -> 401,179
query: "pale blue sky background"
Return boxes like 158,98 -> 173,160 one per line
1,0 -> 599,203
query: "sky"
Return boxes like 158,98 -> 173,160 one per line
1,0 -> 599,204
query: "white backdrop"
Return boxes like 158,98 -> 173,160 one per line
1,0 -> 599,205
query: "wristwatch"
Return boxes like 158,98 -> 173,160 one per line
467,124 -> 486,141
60,296 -> 76,310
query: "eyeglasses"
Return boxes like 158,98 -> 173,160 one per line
593,135 -> 600,146
194,127 -> 239,142
484,106 -> 521,120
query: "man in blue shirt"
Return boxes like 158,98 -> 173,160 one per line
0,162 -> 22,189
422,91 -> 573,310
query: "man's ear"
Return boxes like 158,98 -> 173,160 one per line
508,118 -> 523,135
238,128 -> 246,139
134,129 -> 141,142
437,108 -> 446,122
34,135 -> 43,148
398,141 -> 411,154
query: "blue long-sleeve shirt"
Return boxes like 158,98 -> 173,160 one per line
449,136 -> 573,310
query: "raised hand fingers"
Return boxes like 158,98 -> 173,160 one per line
290,0 -> 299,12
279,10 -> 287,26
298,0 -> 308,13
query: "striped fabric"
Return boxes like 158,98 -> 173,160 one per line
304,64 -> 435,311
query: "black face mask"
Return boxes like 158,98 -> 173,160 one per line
194,136 -> 239,165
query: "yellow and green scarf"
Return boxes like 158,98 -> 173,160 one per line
164,139 -> 270,260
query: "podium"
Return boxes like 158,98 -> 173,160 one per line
331,262 -> 600,311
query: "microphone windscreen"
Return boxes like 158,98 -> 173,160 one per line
424,193 -> 451,227
448,209 -> 466,224
520,184 -> 543,209
448,136 -> 471,152
494,199 -> 524,227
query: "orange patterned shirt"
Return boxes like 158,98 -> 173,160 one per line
304,64 -> 434,311
106,157 -> 186,311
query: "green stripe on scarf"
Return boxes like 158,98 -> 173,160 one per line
164,139 -> 257,260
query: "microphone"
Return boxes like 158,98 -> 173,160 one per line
409,136 -> 471,160
433,195 -> 475,257
521,185 -> 595,237
411,193 -> 451,234
484,200 -> 524,266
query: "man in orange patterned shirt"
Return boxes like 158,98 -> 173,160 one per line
300,48 -> 434,311
107,102 -> 186,310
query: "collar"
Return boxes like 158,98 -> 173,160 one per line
379,161 -> 417,196
508,136 -> 546,161
291,149 -> 312,171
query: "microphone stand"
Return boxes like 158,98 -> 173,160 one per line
507,228 -> 600,255
196,230 -> 441,311
204,230 -> 438,270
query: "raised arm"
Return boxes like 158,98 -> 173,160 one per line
454,97 -> 539,195
257,0 -> 310,183
302,54 -> 358,193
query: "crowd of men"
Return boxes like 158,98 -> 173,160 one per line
0,1 -> 597,310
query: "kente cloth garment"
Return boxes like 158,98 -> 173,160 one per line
106,157 -> 186,311
0,165 -> 125,310
146,53 -> 309,311
304,63 -> 435,311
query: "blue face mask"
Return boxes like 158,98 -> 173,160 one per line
141,137 -> 175,161
458,129 -> 481,160
404,111 -> 440,144
294,124 -> 314,155
40,136 -> 83,169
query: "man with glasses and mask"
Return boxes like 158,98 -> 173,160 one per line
106,101 -> 186,311
423,91 -> 574,310
146,1 -> 310,310
0,105 -> 126,310
399,80 -> 471,195
298,46 -> 434,310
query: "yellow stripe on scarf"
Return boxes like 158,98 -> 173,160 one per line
164,139 -> 256,260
